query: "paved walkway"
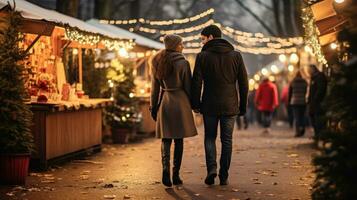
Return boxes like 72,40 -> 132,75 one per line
0,123 -> 316,200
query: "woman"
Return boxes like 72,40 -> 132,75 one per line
254,78 -> 279,134
150,34 -> 197,187
289,71 -> 308,137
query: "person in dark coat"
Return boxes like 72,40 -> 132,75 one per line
151,34 -> 198,187
288,71 -> 308,137
307,64 -> 327,140
191,25 -> 248,186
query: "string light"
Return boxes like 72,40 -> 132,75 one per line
99,8 -> 214,26
290,53 -> 299,64
301,6 -> 327,64
288,64 -> 295,72
279,54 -> 287,62
65,27 -> 100,46
64,26 -> 135,51
134,19 -> 214,34
330,42 -> 338,50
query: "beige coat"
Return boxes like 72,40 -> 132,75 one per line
151,51 -> 197,139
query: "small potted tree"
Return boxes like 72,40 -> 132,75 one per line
105,59 -> 141,143
0,6 -> 34,185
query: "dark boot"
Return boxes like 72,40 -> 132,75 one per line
161,139 -> 172,187
172,139 -> 183,185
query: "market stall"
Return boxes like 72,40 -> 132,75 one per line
87,19 -> 164,134
0,0 -> 135,169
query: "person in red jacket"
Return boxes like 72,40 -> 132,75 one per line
255,78 -> 279,133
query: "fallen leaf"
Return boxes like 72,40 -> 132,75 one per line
103,194 -> 116,199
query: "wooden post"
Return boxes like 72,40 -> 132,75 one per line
78,47 -> 83,84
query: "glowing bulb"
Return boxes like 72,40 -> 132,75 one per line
290,53 -> 299,64
118,48 -> 128,57
304,45 -> 312,53
330,42 -> 338,50
254,74 -> 260,81
249,79 -> 255,85
278,54 -> 287,63
271,65 -> 279,74
288,64 -> 294,72
268,76 -> 275,82
72,48 -> 78,55
109,82 -> 114,88
335,0 -> 344,3
140,89 -> 145,94
261,68 -> 268,76
129,93 -> 134,98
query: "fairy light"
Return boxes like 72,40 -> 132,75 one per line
135,19 -> 214,34
261,68 -> 269,76
271,65 -> 279,74
330,42 -> 338,50
290,53 -> 299,64
278,54 -> 287,63
301,6 -> 327,64
65,28 -> 100,46
288,64 -> 295,72
99,8 -> 214,26
254,74 -> 260,81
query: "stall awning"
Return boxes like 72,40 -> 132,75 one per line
87,19 -> 164,50
0,0 -> 133,42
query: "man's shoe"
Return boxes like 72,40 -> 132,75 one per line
162,171 -> 172,187
172,173 -> 183,185
204,173 -> 217,185
219,179 -> 228,185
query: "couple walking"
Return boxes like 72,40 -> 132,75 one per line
150,25 -> 249,187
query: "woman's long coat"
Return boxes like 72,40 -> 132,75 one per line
151,51 -> 198,139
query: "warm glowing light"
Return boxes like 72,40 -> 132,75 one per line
278,54 -> 287,63
268,76 -> 275,82
290,53 -> 299,64
288,64 -> 294,72
271,65 -> 279,74
304,45 -> 312,53
140,89 -> 145,94
72,48 -> 78,55
254,74 -> 260,81
261,68 -> 269,76
109,82 -> 114,88
118,48 -> 128,57
129,93 -> 134,98
249,79 -> 255,85
330,42 -> 338,50
335,0 -> 344,3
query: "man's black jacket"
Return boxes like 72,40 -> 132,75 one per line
191,38 -> 248,116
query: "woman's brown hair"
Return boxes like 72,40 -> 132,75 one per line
153,50 -> 175,80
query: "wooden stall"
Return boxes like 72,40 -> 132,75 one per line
0,1 -> 133,169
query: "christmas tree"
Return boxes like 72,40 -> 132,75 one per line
82,49 -> 108,98
312,28 -> 357,200
105,58 -> 141,129
0,7 -> 34,153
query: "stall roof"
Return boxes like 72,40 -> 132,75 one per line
87,19 -> 164,50
0,0 -> 131,41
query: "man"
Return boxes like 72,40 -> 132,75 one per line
191,25 -> 248,185
307,64 -> 327,140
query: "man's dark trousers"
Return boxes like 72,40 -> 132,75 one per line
203,115 -> 236,181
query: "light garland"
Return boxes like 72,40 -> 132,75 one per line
99,8 -> 214,26
65,27 -> 100,46
64,26 -> 135,51
133,19 -> 215,34
301,6 -> 327,64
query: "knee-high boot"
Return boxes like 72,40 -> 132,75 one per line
173,139 -> 183,185
161,139 -> 172,187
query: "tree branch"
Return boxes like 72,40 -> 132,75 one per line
254,0 -> 272,10
234,0 -> 276,35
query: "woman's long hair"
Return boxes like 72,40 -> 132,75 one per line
153,50 -> 175,80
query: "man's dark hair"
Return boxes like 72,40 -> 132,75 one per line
201,25 -> 221,38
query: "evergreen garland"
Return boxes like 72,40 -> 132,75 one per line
0,7 -> 34,153
312,29 -> 357,199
